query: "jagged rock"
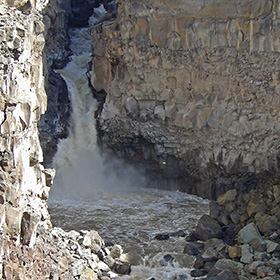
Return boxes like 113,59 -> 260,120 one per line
209,259 -> 244,275
110,244 -> 122,259
217,189 -> 237,206
228,246 -> 241,260
194,215 -> 222,241
238,223 -> 262,244
113,259 -> 131,275
184,241 -> 204,256
240,244 -> 253,264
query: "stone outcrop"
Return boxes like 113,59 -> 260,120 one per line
90,0 -> 280,198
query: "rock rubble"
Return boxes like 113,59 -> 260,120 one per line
185,184 -> 280,279
2,226 -> 130,279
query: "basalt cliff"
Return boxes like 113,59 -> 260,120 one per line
0,0 -> 130,279
91,0 -> 280,198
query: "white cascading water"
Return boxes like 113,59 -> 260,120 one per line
48,6 -> 209,280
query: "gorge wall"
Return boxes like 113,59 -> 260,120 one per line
0,0 -> 55,276
0,1 -> 133,279
91,0 -> 280,198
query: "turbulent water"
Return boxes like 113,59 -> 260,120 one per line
48,6 -> 209,280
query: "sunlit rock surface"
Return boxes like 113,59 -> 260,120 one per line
90,0 -> 280,198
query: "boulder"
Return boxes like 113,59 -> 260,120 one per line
183,241 -> 204,256
194,215 -> 222,241
238,223 -> 261,244
113,259 -> 131,275
217,189 -> 237,206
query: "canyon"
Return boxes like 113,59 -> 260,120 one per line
0,0 -> 280,279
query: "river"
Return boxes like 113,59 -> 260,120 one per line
48,6 -> 209,280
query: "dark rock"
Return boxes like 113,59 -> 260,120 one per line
230,211 -> 239,224
20,212 -> 39,246
69,0 -> 94,27
185,231 -> 198,242
155,234 -> 170,240
202,247 -> 218,262
250,237 -> 267,252
183,241 -> 204,256
113,259 -> 131,275
160,254 -> 174,267
190,269 -> 207,277
38,69 -> 70,166
193,255 -> 205,269
208,269 -> 239,280
194,215 -> 222,241
209,200 -> 221,219
203,261 -> 216,273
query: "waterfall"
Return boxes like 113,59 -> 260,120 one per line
49,6 -> 145,201
48,6 -> 209,280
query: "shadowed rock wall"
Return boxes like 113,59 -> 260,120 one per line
90,0 -> 280,198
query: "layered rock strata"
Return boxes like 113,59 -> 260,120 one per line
90,0 -> 280,198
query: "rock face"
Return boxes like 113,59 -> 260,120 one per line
0,0 -> 54,276
37,0 -> 71,166
0,1 -> 131,279
90,0 -> 280,198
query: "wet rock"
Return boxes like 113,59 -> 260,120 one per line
202,247 -> 218,262
113,259 -> 131,275
160,254 -> 175,266
265,240 -> 280,253
110,244 -> 122,259
155,234 -> 170,240
193,255 -> 205,269
184,241 -> 204,256
194,215 -> 222,241
191,269 -> 207,277
209,201 -> 221,219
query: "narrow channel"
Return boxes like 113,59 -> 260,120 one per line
48,6 -> 209,280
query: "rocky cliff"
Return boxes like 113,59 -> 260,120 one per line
0,1 -> 131,279
90,0 -> 280,198
0,0 -> 55,276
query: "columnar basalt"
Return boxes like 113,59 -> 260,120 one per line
0,0 -> 54,276
90,0 -> 280,198
0,1 -> 131,279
